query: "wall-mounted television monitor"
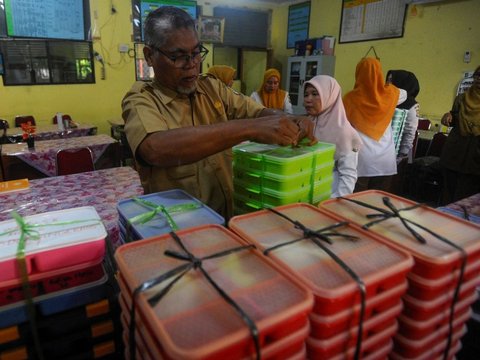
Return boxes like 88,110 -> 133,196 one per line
2,0 -> 90,41
132,0 -> 198,43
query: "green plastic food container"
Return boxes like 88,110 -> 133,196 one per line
232,141 -> 335,176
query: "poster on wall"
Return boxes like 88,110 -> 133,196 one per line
339,0 -> 407,43
287,2 -> 310,49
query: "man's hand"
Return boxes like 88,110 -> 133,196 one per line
291,116 -> 317,146
253,115 -> 317,146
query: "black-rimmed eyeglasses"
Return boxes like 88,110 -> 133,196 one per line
150,44 -> 209,68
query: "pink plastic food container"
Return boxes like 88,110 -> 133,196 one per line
0,206 -> 107,282
228,203 -> 414,316
114,224 -> 314,360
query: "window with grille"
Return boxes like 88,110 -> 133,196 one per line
0,40 -> 94,85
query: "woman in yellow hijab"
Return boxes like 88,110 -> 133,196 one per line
440,65 -> 480,204
207,65 -> 236,87
251,68 -> 293,114
343,57 -> 406,192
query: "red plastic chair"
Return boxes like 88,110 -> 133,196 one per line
15,115 -> 36,127
56,148 -> 95,176
417,119 -> 431,130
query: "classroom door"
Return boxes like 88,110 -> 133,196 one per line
241,50 -> 267,97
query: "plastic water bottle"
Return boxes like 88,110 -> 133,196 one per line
57,113 -> 64,131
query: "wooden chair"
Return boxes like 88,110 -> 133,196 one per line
118,126 -> 134,166
411,130 -> 419,160
56,147 -> 95,176
15,115 -> 36,127
417,119 -> 431,130
52,114 -> 72,125
408,132 -> 448,206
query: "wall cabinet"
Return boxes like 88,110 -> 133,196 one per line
286,55 -> 335,114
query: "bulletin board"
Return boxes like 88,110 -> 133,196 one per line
3,0 -> 90,40
287,2 -> 310,49
339,0 -> 407,43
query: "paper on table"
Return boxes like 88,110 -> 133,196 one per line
0,178 -> 29,194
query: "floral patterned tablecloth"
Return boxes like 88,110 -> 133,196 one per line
0,166 -> 144,250
1,134 -> 116,177
438,192 -> 480,224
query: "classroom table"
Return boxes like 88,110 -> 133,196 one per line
5,124 -> 97,142
437,192 -> 480,224
0,166 -> 144,250
0,134 -> 120,181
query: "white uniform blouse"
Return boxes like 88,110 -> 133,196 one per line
332,151 -> 358,197
399,103 -> 420,162
250,91 -> 294,114
357,89 -> 407,177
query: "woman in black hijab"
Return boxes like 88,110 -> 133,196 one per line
386,70 -> 420,160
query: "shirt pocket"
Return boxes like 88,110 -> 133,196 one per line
166,163 -> 196,180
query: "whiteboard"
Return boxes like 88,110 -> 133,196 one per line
339,0 -> 407,43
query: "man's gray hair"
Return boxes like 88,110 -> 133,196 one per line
144,6 -> 196,48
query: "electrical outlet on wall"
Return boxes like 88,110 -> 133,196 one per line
464,51 -> 471,63
118,44 -> 129,53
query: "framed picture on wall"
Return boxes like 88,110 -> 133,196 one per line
198,16 -> 225,44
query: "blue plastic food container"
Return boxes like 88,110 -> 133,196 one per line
0,266 -> 108,328
117,189 -> 225,241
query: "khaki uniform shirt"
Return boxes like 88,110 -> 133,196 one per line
122,75 -> 265,219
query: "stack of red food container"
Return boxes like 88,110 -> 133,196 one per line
320,190 -> 480,359
228,203 -> 414,359
114,224 -> 314,359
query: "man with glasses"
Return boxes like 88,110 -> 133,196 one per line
122,6 -> 315,219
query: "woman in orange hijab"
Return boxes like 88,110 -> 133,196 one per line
343,57 -> 406,192
251,68 -> 293,114
207,65 -> 236,87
